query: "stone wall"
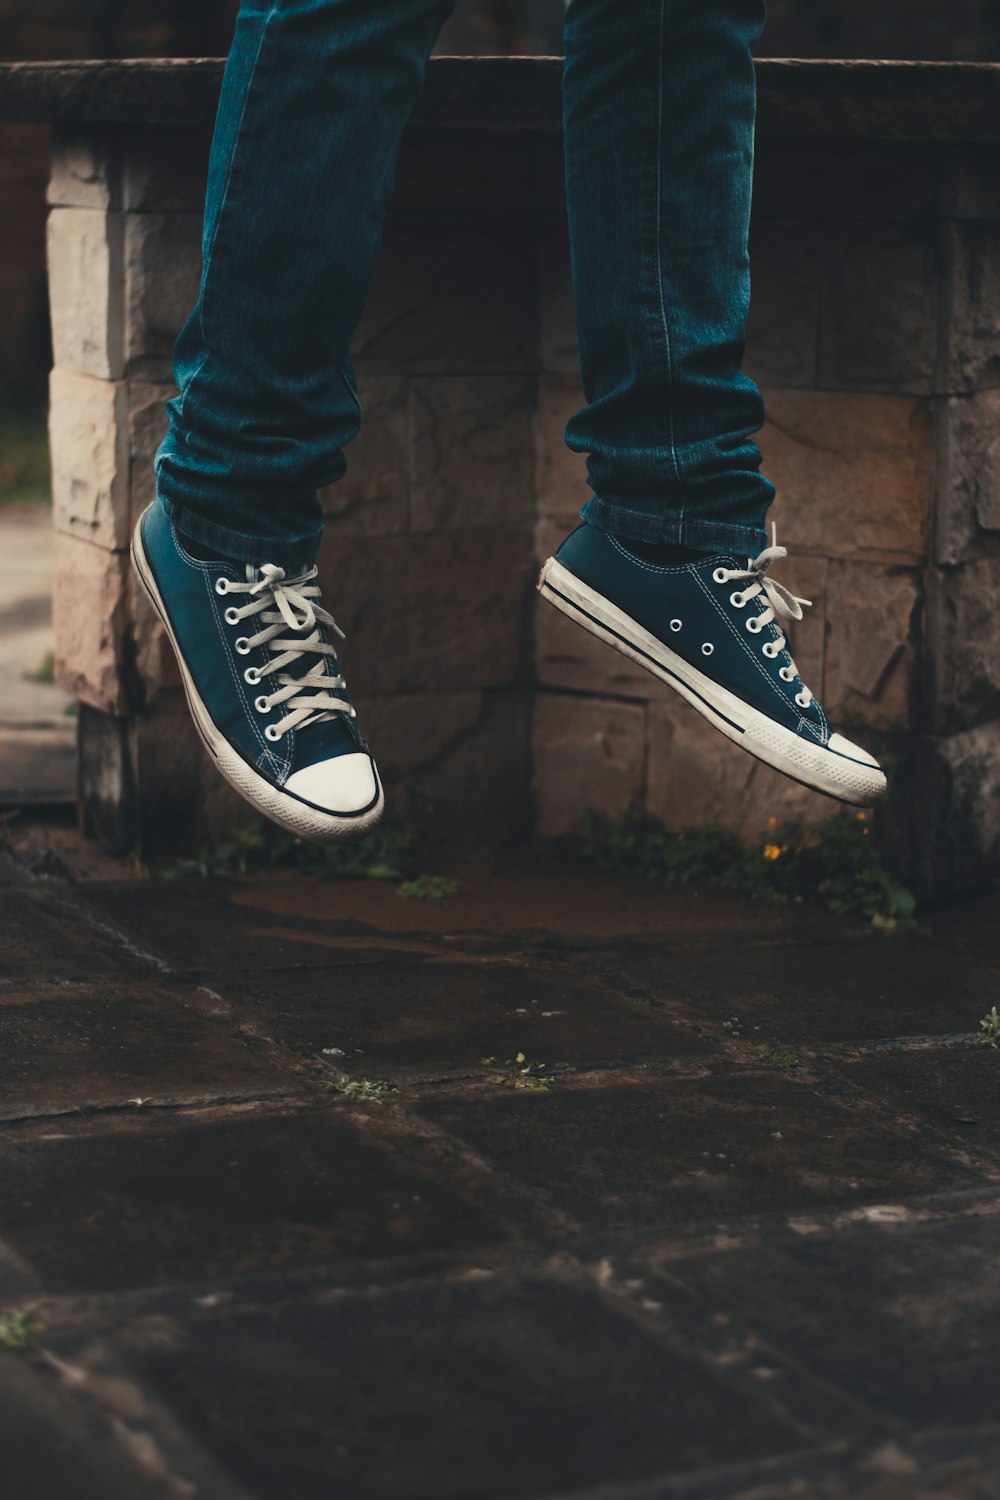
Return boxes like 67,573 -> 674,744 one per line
36,61 -> 1000,894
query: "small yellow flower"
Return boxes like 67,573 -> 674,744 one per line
767,816 -> 778,826
763,844 -> 782,861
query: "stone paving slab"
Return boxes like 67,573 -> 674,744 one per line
0,979 -> 297,1119
113,1274 -> 810,1500
1,857 -> 999,1498
220,958 -> 711,1084
416,1068 -> 994,1232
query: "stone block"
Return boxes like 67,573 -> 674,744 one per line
46,206 -> 124,379
410,374 -> 535,531
762,388 -> 931,564
940,143 -> 1000,220
915,719 -> 1000,894
532,692 -> 646,836
122,124 -> 212,212
746,221 -> 821,389
317,529 -> 534,696
823,561 -> 920,734
132,688 -> 249,857
127,379 -> 173,529
48,367 -> 130,548
47,124 -> 121,211
53,534 -> 131,715
128,565 -> 180,705
930,556 -> 1000,734
934,388 -> 1000,566
819,222 -> 938,394
646,699 -> 831,842
390,136 -> 534,217
356,691 -> 486,781
535,137 -> 567,214
941,220 -> 1000,395
535,373 -> 588,532
123,212 -> 202,379
753,143 -> 942,223
319,375 -> 410,536
539,218 -> 578,375
354,215 -> 536,374
534,595 -> 655,700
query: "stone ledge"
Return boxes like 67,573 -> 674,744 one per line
2,58 -> 1000,141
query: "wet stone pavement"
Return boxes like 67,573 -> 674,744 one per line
2,852 -> 1000,1500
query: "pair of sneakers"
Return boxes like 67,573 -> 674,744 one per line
131,503 -> 885,843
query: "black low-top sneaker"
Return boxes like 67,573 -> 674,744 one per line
132,503 -> 384,841
539,523 -> 886,807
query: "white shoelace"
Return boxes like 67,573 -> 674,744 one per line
217,563 -> 354,739
714,525 -> 815,707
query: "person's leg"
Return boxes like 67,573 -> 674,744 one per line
134,0 -> 454,841
563,0 -> 771,558
155,0 -> 455,572
539,0 -> 886,807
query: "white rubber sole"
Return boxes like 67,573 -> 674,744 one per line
538,556 -> 887,808
131,522 -> 385,843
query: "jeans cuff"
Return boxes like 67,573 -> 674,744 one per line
581,497 -> 769,559
161,497 -> 322,573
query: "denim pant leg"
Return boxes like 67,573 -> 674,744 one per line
564,0 -> 774,556
155,0 -> 454,571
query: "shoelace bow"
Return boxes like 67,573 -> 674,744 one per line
223,563 -> 354,739
716,525 -> 815,708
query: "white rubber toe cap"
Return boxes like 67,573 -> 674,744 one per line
284,753 -> 379,815
828,733 -> 881,769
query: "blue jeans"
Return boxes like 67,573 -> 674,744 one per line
156,0 -> 774,570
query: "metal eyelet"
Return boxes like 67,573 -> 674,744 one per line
669,619 -> 682,633
762,642 -> 778,659
712,568 -> 728,584
224,606 -> 241,625
244,667 -> 261,685
234,637 -> 251,656
254,695 -> 270,714
730,592 -> 745,609
780,666 -> 794,683
795,692 -> 810,709
702,642 -> 715,656
264,725 -> 282,742
746,617 -> 762,634
215,578 -> 229,595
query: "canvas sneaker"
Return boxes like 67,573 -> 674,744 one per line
131,503 -> 384,841
538,523 -> 886,807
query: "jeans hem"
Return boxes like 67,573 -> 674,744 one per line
581,496 -> 769,558
160,496 -> 322,572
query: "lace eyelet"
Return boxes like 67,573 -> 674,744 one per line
234,637 -> 251,656
730,592 -> 745,608
702,642 -> 715,656
712,568 -> 728,585
215,578 -> 229,595
254,695 -> 270,714
780,666 -> 794,682
795,692 -> 810,709
244,667 -> 261,685
762,642 -> 777,659
669,619 -> 682,633
224,606 -> 240,625
264,725 -> 282,742
746,617 -> 762,634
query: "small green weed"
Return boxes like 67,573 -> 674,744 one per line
980,1007 -> 1000,1047
328,1077 -> 397,1104
578,808 -> 916,928
22,651 -> 55,684
397,874 -> 460,901
0,1307 -> 39,1351
482,1053 -> 556,1092
306,819 -> 420,882
156,815 -> 421,883
758,1047 -> 804,1071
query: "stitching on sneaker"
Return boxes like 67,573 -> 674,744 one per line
607,533 -> 730,576
691,567 -> 799,721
